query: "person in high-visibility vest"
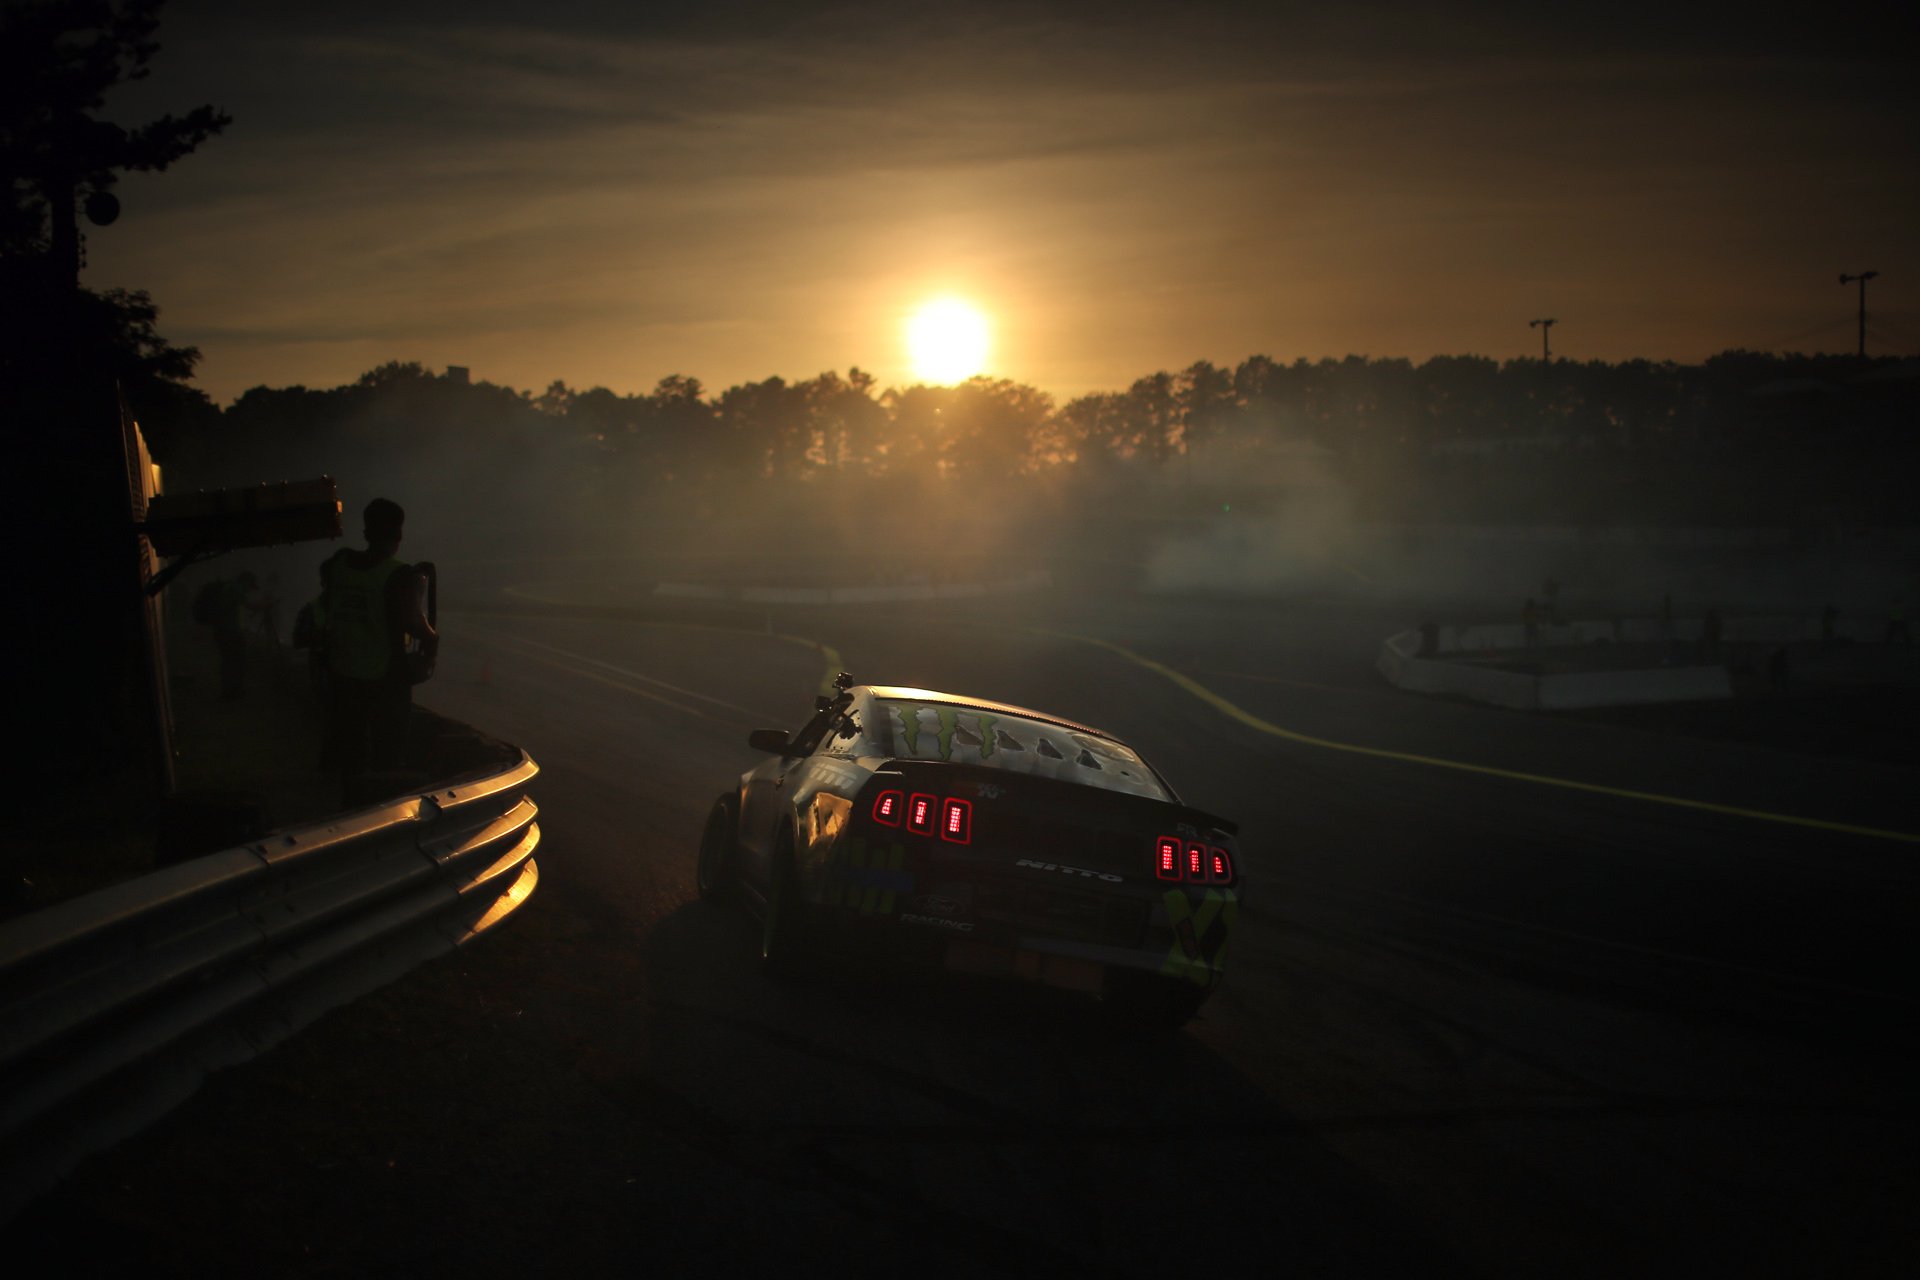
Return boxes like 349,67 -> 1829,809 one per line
319,497 -> 437,796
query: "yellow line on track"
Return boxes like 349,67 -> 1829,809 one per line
500,585 -> 607,606
1037,629 -> 1920,845
1209,669 -> 1360,695
798,641 -> 845,695
504,646 -> 731,723
1330,557 -> 1373,585
464,624 -> 777,718
463,601 -> 844,708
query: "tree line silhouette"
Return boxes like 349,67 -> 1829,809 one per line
144,348 -> 1918,538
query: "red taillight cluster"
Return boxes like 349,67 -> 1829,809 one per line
1155,835 -> 1233,884
872,790 -> 971,844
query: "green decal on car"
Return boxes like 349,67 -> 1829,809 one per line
826,836 -> 907,916
892,704 -> 923,756
1159,887 -> 1237,985
934,706 -> 960,760
891,704 -> 1001,762
974,714 -> 998,759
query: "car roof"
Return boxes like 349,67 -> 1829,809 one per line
862,685 -> 1119,744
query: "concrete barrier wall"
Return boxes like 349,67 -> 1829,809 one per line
1375,630 -> 1416,686
1536,665 -> 1732,710
1408,658 -> 1538,709
1380,630 -> 1539,709
1380,625 -> 1737,710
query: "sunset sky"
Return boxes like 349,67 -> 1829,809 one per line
84,1 -> 1918,406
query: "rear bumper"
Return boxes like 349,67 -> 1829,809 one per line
809,843 -> 1239,993
939,902 -> 1239,991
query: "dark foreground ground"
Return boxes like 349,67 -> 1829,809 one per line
15,581 -> 1917,1277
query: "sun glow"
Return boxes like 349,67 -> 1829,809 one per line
906,298 -> 990,383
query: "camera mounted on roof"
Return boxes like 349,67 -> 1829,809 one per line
814,672 -> 857,712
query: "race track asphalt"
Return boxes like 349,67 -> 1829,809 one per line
19,587 -> 1917,1278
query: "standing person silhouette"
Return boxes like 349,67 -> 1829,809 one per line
320,498 -> 436,800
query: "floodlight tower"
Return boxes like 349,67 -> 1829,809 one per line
1529,317 -> 1557,361
1838,271 -> 1878,358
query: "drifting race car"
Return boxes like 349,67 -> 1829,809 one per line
697,675 -> 1242,1027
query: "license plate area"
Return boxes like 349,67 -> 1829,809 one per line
945,940 -> 1104,993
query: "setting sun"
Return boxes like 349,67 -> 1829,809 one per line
906,298 -> 990,383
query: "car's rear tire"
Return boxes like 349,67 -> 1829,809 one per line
697,794 -> 739,902
760,828 -> 813,981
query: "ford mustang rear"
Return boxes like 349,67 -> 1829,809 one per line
697,678 -> 1242,1028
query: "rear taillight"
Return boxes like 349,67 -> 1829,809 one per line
1155,836 -> 1181,880
866,788 -> 981,844
941,798 -> 972,844
906,793 -> 937,836
1156,835 -> 1235,885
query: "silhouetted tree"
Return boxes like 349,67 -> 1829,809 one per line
1,0 -> 229,278
1056,390 -> 1129,466
1416,354 -> 1501,450
643,375 -> 714,483
878,383 -> 951,479
717,375 -> 809,482
1119,371 -> 1178,464
1174,359 -> 1234,460
60,285 -> 213,453
2,0 -> 229,454
940,377 -> 1054,481
803,368 -> 887,473
532,379 -> 573,419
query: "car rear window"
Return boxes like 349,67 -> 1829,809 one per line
875,699 -> 1170,801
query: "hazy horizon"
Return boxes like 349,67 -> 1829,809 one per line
78,1 -> 1920,407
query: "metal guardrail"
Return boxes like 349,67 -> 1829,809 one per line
0,750 -> 540,1219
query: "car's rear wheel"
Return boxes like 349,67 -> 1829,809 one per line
760,827 -> 813,981
696,794 -> 739,902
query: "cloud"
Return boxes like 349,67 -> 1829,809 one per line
83,2 -> 1920,404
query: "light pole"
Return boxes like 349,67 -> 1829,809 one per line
1838,271 -> 1878,358
1529,317 -> 1556,361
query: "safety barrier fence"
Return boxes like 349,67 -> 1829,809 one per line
1376,611 -> 1910,711
1377,627 -> 1734,710
0,751 -> 540,1220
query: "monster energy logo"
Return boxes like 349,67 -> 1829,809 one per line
890,705 -> 999,761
